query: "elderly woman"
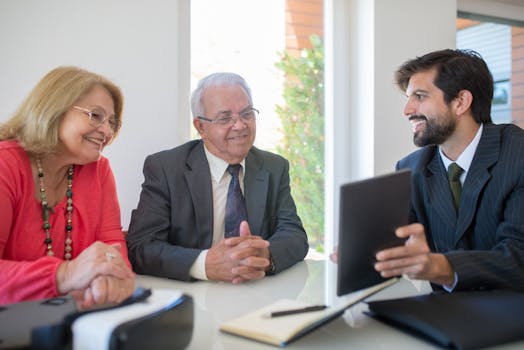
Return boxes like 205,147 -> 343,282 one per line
0,66 -> 134,309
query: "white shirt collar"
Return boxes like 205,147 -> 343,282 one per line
439,123 -> 483,175
203,144 -> 245,182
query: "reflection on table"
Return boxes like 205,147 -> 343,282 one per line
136,259 -> 523,350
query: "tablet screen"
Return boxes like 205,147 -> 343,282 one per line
337,169 -> 411,296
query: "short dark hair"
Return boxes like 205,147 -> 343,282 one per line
395,49 -> 493,123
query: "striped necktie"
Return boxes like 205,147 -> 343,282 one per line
224,164 -> 248,237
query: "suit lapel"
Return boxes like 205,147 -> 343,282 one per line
184,142 -> 214,248
244,149 -> 269,235
455,124 -> 500,245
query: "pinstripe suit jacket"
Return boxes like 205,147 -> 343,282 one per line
126,140 -> 308,281
396,123 -> 524,291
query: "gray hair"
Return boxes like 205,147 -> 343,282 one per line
190,72 -> 253,119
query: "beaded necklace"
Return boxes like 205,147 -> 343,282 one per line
35,158 -> 74,260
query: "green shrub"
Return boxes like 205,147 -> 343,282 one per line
275,35 -> 324,251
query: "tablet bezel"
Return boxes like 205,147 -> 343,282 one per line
336,169 -> 411,296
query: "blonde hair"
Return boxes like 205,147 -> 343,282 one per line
0,66 -> 123,155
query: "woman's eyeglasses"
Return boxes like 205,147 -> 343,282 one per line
72,106 -> 120,131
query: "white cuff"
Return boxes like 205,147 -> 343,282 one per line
189,249 -> 209,280
442,272 -> 458,292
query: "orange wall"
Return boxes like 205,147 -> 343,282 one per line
285,0 -> 323,56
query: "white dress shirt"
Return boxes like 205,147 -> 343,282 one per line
439,124 -> 483,186
188,145 -> 245,280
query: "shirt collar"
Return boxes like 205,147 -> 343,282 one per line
203,144 -> 245,182
439,123 -> 483,173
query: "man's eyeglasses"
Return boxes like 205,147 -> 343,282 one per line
197,108 -> 259,126
72,106 -> 120,131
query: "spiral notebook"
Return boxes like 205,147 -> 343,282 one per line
220,278 -> 399,347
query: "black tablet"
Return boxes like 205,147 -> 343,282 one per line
337,169 -> 411,296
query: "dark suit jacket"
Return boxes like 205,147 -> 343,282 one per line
126,140 -> 308,281
396,123 -> 524,291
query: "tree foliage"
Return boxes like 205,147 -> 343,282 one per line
275,35 -> 324,251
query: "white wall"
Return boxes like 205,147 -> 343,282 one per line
374,0 -> 457,175
0,0 -> 190,229
324,0 -> 457,253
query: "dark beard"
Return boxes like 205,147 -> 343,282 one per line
411,114 -> 456,147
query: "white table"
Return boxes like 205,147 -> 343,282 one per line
136,259 -> 523,349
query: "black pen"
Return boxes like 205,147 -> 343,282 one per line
268,305 -> 328,318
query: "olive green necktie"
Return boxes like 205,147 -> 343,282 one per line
448,163 -> 463,211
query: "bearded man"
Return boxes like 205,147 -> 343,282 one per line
373,49 -> 524,292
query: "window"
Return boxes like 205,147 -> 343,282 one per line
191,0 -> 326,253
457,14 -> 524,128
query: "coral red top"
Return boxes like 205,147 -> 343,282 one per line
0,140 -> 129,304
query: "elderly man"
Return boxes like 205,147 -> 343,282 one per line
127,72 -> 308,283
